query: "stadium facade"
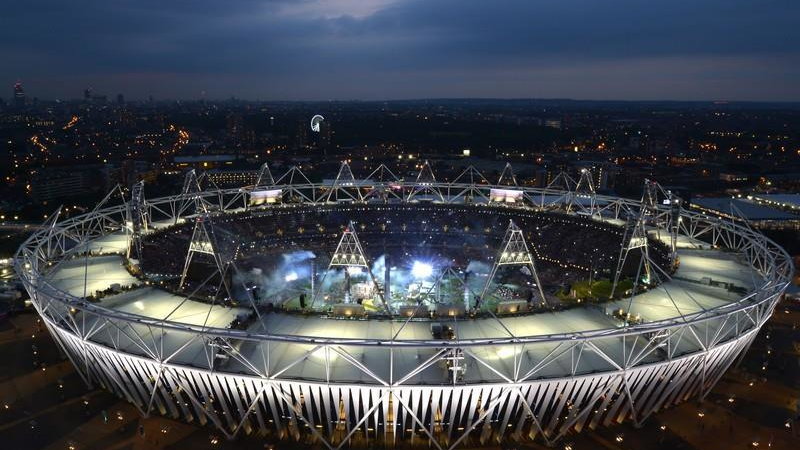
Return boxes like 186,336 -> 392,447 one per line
15,162 -> 792,449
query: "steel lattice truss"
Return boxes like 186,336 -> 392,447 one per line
480,220 -> 547,305
14,163 -> 793,448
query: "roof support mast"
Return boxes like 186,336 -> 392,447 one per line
610,208 -> 654,299
480,220 -> 547,307
126,181 -> 148,262
312,222 -> 390,313
179,213 -> 237,302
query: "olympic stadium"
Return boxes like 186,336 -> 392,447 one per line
14,161 -> 793,449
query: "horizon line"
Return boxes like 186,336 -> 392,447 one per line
8,95 -> 800,105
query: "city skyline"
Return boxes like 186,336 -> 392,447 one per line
3,0 -> 800,102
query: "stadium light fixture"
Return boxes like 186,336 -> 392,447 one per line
411,261 -> 433,279
346,266 -> 363,275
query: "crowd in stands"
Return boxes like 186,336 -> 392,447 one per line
141,203 -> 671,297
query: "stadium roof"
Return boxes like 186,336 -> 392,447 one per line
690,197 -> 798,221
750,193 -> 800,210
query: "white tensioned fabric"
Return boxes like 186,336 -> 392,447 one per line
48,324 -> 755,448
15,171 -> 793,448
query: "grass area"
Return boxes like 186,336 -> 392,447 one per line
564,278 -> 634,302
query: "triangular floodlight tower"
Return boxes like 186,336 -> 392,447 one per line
497,163 -> 519,187
175,170 -> 210,223
610,208 -> 660,300
255,162 -> 275,188
480,220 -> 547,305
201,172 -> 227,212
406,160 -> 445,202
194,170 -> 217,189
325,161 -> 363,202
452,165 -> 490,185
126,181 -> 149,262
274,165 -> 315,203
275,165 -> 312,185
182,169 -> 202,194
450,165 -> 490,203
490,162 -> 527,205
640,179 -> 685,270
641,179 -> 666,231
312,222 -> 389,313
641,179 -> 659,211
242,162 -> 276,211
573,168 -> 599,217
543,170 -> 576,210
179,213 -> 236,302
610,207 -> 695,327
665,190 -> 682,268
364,163 -> 400,183
360,164 -> 403,202
329,222 -> 369,267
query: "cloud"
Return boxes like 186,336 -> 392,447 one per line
2,0 -> 799,100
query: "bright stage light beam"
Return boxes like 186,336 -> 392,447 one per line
284,272 -> 298,282
346,266 -> 363,275
411,261 -> 433,279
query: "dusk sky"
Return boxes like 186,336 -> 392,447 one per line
3,0 -> 799,101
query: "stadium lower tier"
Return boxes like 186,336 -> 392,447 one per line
50,320 -> 754,447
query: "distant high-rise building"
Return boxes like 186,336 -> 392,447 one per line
226,113 -> 245,144
116,93 -> 125,105
318,120 -> 333,156
30,166 -> 111,202
13,81 -> 25,108
227,113 -> 242,135
84,87 -> 92,102
295,122 -> 309,149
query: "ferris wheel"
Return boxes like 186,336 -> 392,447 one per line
310,114 -> 325,132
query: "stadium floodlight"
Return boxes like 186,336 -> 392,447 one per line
346,266 -> 363,275
310,114 -> 325,132
411,261 -> 433,279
